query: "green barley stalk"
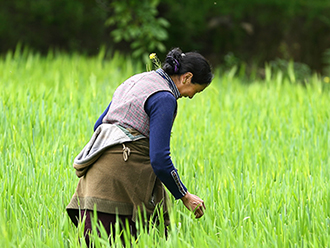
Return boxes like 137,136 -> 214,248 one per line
1,49 -> 330,247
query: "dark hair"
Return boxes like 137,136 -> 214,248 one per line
162,47 -> 213,86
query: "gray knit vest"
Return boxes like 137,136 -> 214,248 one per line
103,71 -> 176,137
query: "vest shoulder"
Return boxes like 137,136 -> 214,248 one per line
130,71 -> 164,83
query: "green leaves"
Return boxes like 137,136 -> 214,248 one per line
2,50 -> 330,247
106,0 -> 169,61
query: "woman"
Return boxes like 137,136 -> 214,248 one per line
66,47 -> 213,245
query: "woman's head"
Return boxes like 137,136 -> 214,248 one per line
162,47 -> 213,86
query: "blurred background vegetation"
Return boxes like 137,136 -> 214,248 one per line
1,0 -> 330,78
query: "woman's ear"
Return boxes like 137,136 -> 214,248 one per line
182,72 -> 193,84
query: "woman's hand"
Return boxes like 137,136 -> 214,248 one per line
180,192 -> 206,219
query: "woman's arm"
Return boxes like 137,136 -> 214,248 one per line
145,91 -> 205,218
145,91 -> 188,199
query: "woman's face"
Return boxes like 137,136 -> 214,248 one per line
175,72 -> 209,99
179,82 -> 208,99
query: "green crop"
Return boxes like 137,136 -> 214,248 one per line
1,49 -> 330,247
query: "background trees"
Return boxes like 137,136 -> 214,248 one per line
1,0 -> 330,73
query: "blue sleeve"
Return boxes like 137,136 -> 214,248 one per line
94,102 -> 111,131
145,91 -> 188,200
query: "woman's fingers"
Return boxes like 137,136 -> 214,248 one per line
195,208 -> 204,218
181,192 -> 206,218
202,201 -> 206,210
193,202 -> 205,218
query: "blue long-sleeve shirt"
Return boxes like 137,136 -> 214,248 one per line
94,91 -> 187,199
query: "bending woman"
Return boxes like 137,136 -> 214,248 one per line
66,47 -> 213,245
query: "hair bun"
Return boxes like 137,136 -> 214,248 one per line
164,48 -> 183,73
167,48 -> 182,60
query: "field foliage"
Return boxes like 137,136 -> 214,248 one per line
1,50 -> 330,247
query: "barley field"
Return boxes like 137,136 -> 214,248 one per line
1,49 -> 330,247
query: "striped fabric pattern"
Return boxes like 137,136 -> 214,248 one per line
156,69 -> 180,99
170,170 -> 187,196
